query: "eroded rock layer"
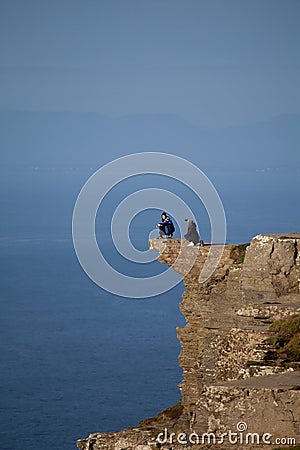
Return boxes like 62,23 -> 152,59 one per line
77,234 -> 300,450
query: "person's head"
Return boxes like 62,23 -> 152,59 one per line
161,212 -> 167,220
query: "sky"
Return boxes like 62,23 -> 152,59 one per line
1,0 -> 300,128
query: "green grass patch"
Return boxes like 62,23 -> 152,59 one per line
268,314 -> 300,362
161,402 -> 184,420
230,243 -> 250,264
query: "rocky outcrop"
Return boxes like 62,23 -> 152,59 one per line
77,234 -> 300,450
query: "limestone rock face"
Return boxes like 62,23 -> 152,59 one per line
242,234 -> 300,301
77,235 -> 300,450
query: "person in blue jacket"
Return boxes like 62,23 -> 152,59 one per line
156,212 -> 175,238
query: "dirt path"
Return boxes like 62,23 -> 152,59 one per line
214,370 -> 300,389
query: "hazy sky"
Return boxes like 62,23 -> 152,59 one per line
1,0 -> 299,128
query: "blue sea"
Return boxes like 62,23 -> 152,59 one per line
0,166 -> 299,450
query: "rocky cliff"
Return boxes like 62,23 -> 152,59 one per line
77,234 -> 300,450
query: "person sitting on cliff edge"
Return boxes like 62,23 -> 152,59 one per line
184,218 -> 204,246
156,212 -> 175,238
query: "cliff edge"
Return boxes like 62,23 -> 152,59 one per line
77,234 -> 300,450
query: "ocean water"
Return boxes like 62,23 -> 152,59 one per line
0,167 -> 299,450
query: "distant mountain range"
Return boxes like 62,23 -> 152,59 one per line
0,110 -> 299,170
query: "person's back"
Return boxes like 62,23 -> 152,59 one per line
184,219 -> 201,245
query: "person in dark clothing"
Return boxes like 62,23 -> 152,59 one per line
156,212 -> 175,238
184,219 -> 204,246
